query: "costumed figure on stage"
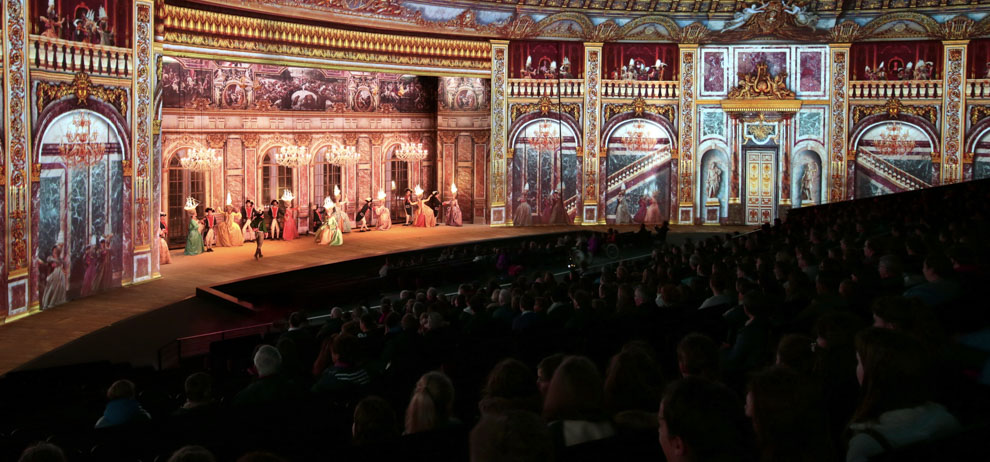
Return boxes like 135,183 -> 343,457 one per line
183,197 -> 204,256
375,190 -> 392,231
225,205 -> 244,246
315,197 -> 343,246
159,213 -> 172,264
214,207 -> 232,247
615,183 -> 632,225
356,198 -> 373,232
42,238 -> 68,309
241,200 -> 256,241
80,240 -> 99,297
402,188 -> 414,226
413,186 -> 436,228
250,209 -> 267,259
427,191 -> 442,227
514,184 -> 533,226
443,184 -> 462,227
266,200 -> 284,240
312,203 -> 326,234
633,195 -> 648,224
202,208 -> 217,252
334,200 -> 352,234
643,191 -> 663,224
281,190 -> 298,241
547,190 -> 569,225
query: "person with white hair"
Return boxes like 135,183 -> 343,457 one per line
234,344 -> 306,406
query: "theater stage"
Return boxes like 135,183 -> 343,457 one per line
0,224 -> 751,375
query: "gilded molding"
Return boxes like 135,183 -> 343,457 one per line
6,0 -> 31,272
603,99 -> 675,124
851,99 -> 938,127
583,44 -> 602,210
242,133 -> 261,148
678,47 -> 696,207
205,133 -> 228,149
970,106 -> 990,127
829,46 -> 850,202
36,73 -> 129,120
509,97 -> 581,126
942,44 -> 966,181
490,43 -> 508,211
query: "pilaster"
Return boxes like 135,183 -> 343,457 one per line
4,0 -> 31,318
941,40 -> 967,185
828,44 -> 851,202
582,43 -> 603,225
677,44 -> 698,224
489,40 -> 509,225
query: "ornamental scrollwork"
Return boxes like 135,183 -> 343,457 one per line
36,73 -> 129,118
971,106 -> 990,127
851,98 -> 938,127
509,98 -> 581,125
603,100 -> 675,124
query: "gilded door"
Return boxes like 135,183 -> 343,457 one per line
745,151 -> 775,225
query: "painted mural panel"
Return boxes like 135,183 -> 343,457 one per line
798,49 -> 825,96
855,121 -> 934,198
604,120 -> 672,225
36,110 -> 125,310
161,57 -> 437,113
439,77 -> 490,112
510,119 -> 579,225
737,50 -> 789,79
701,49 -> 728,97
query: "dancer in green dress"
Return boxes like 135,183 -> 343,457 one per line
184,210 -> 203,256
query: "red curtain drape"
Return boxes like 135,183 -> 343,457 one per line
602,43 -> 679,80
850,41 -> 943,80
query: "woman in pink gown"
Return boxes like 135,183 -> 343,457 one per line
633,196 -> 648,223
413,196 -> 436,227
375,202 -> 391,230
643,195 -> 663,224
282,207 -> 298,240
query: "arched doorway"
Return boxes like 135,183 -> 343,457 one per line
853,120 -> 936,198
37,109 -> 126,306
602,118 -> 673,225
165,151 -> 206,248
510,118 -> 580,225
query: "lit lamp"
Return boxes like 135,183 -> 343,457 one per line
275,145 -> 311,167
377,189 -> 386,201
226,192 -> 232,207
414,184 -> 423,197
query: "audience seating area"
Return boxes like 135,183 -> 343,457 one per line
3,180 -> 990,462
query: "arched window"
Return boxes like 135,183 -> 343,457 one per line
166,151 -> 206,247
260,148 -> 294,205
386,148 -> 409,218
313,149 -> 343,204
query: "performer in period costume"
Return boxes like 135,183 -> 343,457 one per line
514,196 -> 533,226
633,195 -> 648,224
250,209 -> 267,259
312,204 -> 326,233
80,242 -> 99,297
375,200 -> 392,230
643,194 -> 663,224
334,199 -> 352,234
214,209 -> 231,247
315,199 -> 343,246
413,192 -> 436,228
42,241 -> 68,309
159,213 -> 172,264
355,198 -> 373,232
225,206 -> 244,246
266,200 -> 284,240
240,200 -> 256,227
403,189 -> 414,226
615,185 -> 632,225
184,198 -> 203,256
203,208 -> 217,252
281,191 -> 298,241
96,238 -> 112,292
548,191 -> 569,225
443,196 -> 463,227
427,191 -> 442,227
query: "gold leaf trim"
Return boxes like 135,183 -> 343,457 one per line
36,73 -> 129,117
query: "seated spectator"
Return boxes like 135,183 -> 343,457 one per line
513,294 -> 547,333
470,410 -> 553,462
543,356 -> 615,447
479,358 -> 541,414
279,311 -> 317,369
352,395 -> 399,446
174,372 -> 216,416
721,291 -> 772,380
312,334 -> 371,396
537,353 -> 566,399
167,445 -> 216,462
871,296 -> 943,348
95,379 -> 151,428
775,334 -> 816,375
846,328 -> 961,462
18,442 -> 66,462
746,366 -> 833,462
234,345 -> 307,406
904,254 -> 961,308
658,377 -> 754,462
405,371 -> 458,434
677,333 -> 720,381
604,343 -> 665,434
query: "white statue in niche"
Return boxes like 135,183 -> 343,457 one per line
801,162 -> 818,203
707,161 -> 723,199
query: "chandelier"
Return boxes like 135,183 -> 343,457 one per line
624,120 -> 658,154
58,112 -> 108,169
531,120 -> 561,155
325,144 -> 359,165
395,142 -> 428,162
275,145 -> 312,167
180,147 -> 222,172
874,122 -> 916,157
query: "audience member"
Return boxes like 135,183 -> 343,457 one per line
95,379 -> 151,428
659,377 -> 754,462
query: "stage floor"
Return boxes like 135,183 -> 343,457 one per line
0,223 -> 751,375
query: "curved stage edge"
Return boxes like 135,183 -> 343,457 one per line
0,224 -> 752,376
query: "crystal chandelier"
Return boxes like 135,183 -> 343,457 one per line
531,120 -> 561,154
874,122 -> 916,157
58,112 -> 108,169
395,142 -> 428,162
275,145 -> 311,167
325,144 -> 359,165
180,147 -> 222,172
624,120 -> 658,154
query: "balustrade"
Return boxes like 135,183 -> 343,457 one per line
967,79 -> 990,99
601,80 -> 679,99
848,80 -> 940,99
507,79 -> 585,98
31,35 -> 131,78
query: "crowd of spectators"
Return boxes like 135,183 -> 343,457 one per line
4,180 -> 990,462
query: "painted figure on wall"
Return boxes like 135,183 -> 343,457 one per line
511,119 -> 580,226
40,240 -> 68,309
801,162 -> 818,203
615,185 -> 632,225
605,119 -> 672,225
34,1 -> 129,46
